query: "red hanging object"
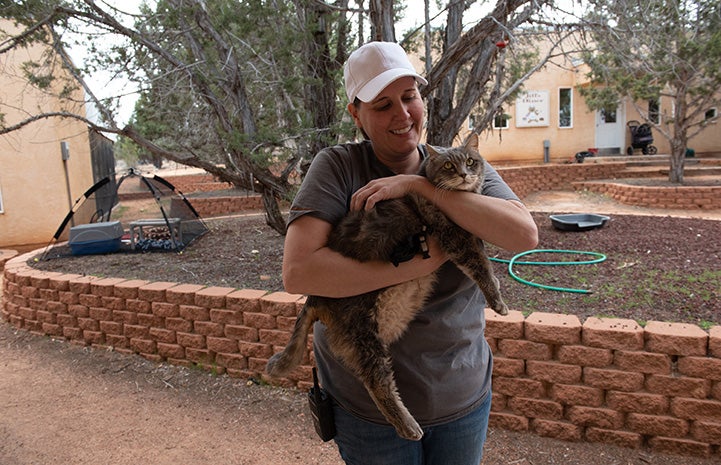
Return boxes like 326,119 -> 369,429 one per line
496,40 -> 507,48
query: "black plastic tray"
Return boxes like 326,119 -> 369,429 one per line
550,214 -> 610,232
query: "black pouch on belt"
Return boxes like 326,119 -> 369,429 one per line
308,367 -> 336,441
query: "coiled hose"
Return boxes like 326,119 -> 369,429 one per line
489,249 -> 607,294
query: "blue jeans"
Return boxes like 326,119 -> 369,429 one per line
332,392 -> 491,465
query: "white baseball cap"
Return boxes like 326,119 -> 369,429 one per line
344,41 -> 428,103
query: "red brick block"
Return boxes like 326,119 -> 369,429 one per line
138,281 -> 178,302
137,313 -> 164,328
152,302 -> 179,318
259,329 -> 291,346
614,350 -> 671,374
567,406 -> 623,429
78,293 -> 102,307
68,276 -> 95,294
525,312 -> 581,345
582,317 -> 643,350
100,320 -> 123,335
691,420 -> 721,445
149,327 -> 176,344
210,309 -> 243,325
485,309 -> 525,339
606,391 -> 669,414
492,356 -> 525,377
226,289 -> 267,313
260,292 -> 303,317
195,286 -> 235,308
113,279 -> 149,299
91,278 -> 127,297
42,323 -> 63,336
531,419 -> 581,441
646,374 -> 711,399
165,283 -> 205,305
225,324 -> 259,342
185,348 -> 214,366
165,318 -> 193,333
583,367 -> 644,392
526,360 -> 581,384
78,317 -> 99,331
678,356 -> 721,381
626,413 -> 689,437
648,437 -> 712,458
508,397 -> 563,420
46,301 -> 68,314
83,330 -> 105,345
35,310 -> 56,324
157,342 -> 185,359
112,310 -> 139,325
59,291 -> 79,305
244,312 -> 278,330
645,321 -> 708,356
101,296 -> 125,311
106,334 -> 129,349
207,336 -> 239,354
89,307 -> 112,321
179,305 -> 210,322
177,332 -> 206,349
585,427 -> 642,449
56,314 -> 77,327
497,339 -> 553,360
194,321 -> 224,337
215,353 -> 248,370
239,341 -> 274,359
125,299 -> 151,313
491,392 -> 506,412
709,326 -> 721,357
671,397 -> 721,422
124,324 -> 150,339
489,412 -> 529,432
550,384 -> 604,407
129,337 -> 156,354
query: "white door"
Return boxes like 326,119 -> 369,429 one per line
595,104 -> 625,154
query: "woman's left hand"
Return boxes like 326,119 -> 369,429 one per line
351,174 -> 427,211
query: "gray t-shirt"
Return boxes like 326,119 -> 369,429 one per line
287,140 -> 520,427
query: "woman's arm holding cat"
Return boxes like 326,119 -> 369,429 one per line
351,175 -> 538,253
282,214 -> 447,298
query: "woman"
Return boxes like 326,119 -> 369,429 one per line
283,41 -> 538,465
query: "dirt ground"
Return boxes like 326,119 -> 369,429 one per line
2,189 -> 720,464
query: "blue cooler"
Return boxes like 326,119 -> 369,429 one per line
69,221 -> 124,255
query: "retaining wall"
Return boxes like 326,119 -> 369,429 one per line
2,253 -> 720,459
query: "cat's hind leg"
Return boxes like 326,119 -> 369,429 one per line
266,300 -> 318,377
325,328 -> 423,441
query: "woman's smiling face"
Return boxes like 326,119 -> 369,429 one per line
348,76 -> 425,164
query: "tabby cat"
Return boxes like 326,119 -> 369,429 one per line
266,133 -> 508,441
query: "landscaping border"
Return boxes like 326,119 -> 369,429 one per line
2,253 -> 720,459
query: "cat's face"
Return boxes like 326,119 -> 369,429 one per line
423,136 -> 485,192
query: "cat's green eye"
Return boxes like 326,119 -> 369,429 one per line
466,158 -> 475,167
443,161 -> 454,170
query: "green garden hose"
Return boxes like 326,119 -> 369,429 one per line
489,249 -> 607,294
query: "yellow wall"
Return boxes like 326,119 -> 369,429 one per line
463,36 -> 721,164
0,21 -> 94,248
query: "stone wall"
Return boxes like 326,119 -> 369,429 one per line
2,252 -> 720,459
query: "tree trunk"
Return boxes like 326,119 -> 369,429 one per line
369,0 -> 396,42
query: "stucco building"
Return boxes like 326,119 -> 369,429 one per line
0,20 -> 95,249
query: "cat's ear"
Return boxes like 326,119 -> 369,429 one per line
426,144 -> 440,157
463,132 -> 479,152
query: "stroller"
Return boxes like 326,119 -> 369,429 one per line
626,120 -> 657,155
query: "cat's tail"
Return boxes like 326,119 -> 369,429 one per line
266,300 -> 318,378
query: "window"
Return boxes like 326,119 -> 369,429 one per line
705,107 -> 718,121
648,99 -> 660,124
493,113 -> 510,129
559,88 -> 572,128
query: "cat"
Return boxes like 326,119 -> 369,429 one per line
266,133 -> 508,441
